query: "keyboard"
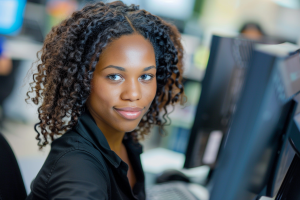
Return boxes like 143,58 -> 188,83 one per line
146,181 -> 199,200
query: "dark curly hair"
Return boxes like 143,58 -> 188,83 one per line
26,1 -> 185,148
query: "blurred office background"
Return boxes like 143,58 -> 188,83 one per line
1,0 -> 300,194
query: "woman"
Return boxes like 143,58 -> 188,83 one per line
26,1 -> 184,199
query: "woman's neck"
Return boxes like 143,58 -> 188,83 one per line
102,128 -> 125,155
87,106 -> 125,155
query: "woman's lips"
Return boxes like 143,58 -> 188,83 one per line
114,107 -> 143,120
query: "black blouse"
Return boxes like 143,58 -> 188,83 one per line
26,111 -> 145,200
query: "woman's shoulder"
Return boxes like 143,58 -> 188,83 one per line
47,129 -> 109,174
28,130 -> 110,199
29,149 -> 110,199
49,128 -> 104,159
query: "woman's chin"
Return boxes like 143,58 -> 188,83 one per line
116,122 -> 140,134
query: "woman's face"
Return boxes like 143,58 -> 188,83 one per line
87,33 -> 157,134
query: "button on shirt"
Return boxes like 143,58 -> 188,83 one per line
26,111 -> 146,200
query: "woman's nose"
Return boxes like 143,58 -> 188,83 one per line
120,78 -> 142,101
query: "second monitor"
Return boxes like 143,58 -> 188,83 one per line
184,35 -> 256,169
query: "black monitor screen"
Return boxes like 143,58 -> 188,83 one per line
272,139 -> 295,196
184,35 -> 255,169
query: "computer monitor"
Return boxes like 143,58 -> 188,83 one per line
0,0 -> 26,35
209,43 -> 300,200
184,35 -> 256,169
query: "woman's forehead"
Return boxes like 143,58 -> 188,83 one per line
97,34 -> 156,70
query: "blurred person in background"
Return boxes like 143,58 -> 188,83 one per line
239,22 -> 265,41
25,1 -> 185,200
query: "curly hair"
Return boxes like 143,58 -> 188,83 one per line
26,1 -> 185,148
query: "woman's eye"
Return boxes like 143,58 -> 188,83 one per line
139,74 -> 153,81
107,74 -> 123,81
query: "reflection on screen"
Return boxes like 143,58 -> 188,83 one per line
280,53 -> 300,98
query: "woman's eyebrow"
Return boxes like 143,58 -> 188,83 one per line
103,65 -> 156,72
143,65 -> 156,71
103,65 -> 125,71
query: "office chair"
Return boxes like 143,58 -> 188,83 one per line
0,133 -> 27,200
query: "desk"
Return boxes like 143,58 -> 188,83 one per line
141,147 -> 210,187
